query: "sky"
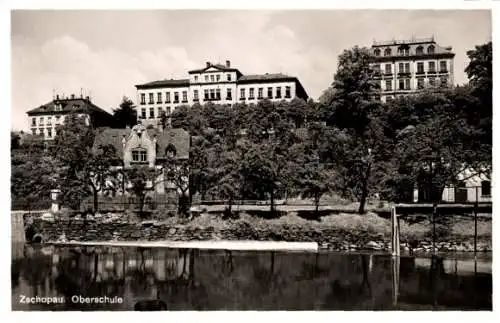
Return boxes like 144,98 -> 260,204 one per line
11,9 -> 492,131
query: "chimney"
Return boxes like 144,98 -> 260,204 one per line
71,94 -> 75,99
206,61 -> 211,68
226,60 -> 231,68
56,94 -> 60,100
85,96 -> 90,101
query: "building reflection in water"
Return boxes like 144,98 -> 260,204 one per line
11,244 -> 492,311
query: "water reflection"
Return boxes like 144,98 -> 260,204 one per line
11,244 -> 492,311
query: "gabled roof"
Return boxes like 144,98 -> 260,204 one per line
27,97 -> 112,117
93,127 -> 190,160
188,63 -> 242,75
135,79 -> 190,90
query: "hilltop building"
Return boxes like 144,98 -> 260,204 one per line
134,60 -> 309,128
26,94 -> 115,140
370,36 -> 455,102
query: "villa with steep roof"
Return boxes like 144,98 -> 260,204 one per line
134,59 -> 309,128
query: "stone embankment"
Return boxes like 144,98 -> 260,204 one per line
29,216 -> 492,254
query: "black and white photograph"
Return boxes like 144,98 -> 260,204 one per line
6,2 -> 494,313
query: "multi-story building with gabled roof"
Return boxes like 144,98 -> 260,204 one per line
135,60 -> 309,128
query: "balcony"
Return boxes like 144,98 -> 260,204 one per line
248,96 -> 255,100
226,97 -> 232,100
240,97 -> 246,101
416,70 -> 425,75
384,72 -> 393,76
182,100 -> 188,103
398,72 -> 411,76
193,98 -> 199,102
428,70 -> 437,75
140,101 -> 146,105
173,100 -> 179,104
439,69 -> 448,73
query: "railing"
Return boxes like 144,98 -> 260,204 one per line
373,36 -> 435,46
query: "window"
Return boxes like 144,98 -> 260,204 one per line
427,45 -> 435,54
428,61 -> 436,73
157,107 -> 163,117
193,90 -> 199,101
182,91 -> 187,102
285,86 -> 291,98
140,93 -> 146,105
194,75 -> 198,82
267,87 -> 273,99
373,64 -> 381,73
398,46 -> 409,56
481,180 -> 491,196
31,117 -> 36,126
55,116 -> 61,124
258,88 -> 263,99
216,89 -> 221,100
204,89 -> 209,100
416,46 -> 424,55
47,117 -> 52,125
141,108 -> 146,119
38,128 -> 43,135
428,77 -> 436,87
210,89 -> 215,100
384,48 -> 391,56
166,92 -> 171,103
227,74 -> 232,81
47,128 -> 52,138
227,89 -> 232,100
399,79 -> 405,90
374,48 -> 381,56
405,79 -> 410,90
166,106 -> 171,115
39,117 -> 44,125
149,107 -> 155,119
417,62 -> 424,74
240,88 -> 246,99
216,74 -> 220,82
210,75 -> 214,82
205,75 -> 209,82
149,93 -> 154,104
276,87 -> 282,98
398,63 -> 404,73
386,96 -> 394,103
439,61 -> 447,72
249,88 -> 255,99
385,64 -> 392,74
132,149 -> 148,163
405,63 -> 410,73
174,92 -> 179,103
31,128 -> 36,135
417,78 -> 425,89
156,92 -> 162,103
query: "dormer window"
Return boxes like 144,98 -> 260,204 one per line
132,149 -> 148,163
205,75 -> 209,82
210,75 -> 215,82
374,48 -> 381,56
416,46 -> 424,55
194,75 -> 199,82
384,48 -> 392,56
427,45 -> 435,55
227,74 -> 232,81
165,143 -> 177,158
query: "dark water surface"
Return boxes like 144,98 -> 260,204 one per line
11,243 -> 492,311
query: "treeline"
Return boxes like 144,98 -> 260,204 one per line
169,43 -> 492,213
11,42 -> 491,215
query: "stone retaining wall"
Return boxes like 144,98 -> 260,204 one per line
30,219 -> 492,253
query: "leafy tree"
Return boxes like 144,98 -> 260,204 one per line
124,167 -> 161,217
112,96 -> 137,128
161,157 -> 191,216
325,46 -> 384,213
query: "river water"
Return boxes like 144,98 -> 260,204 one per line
11,244 -> 492,311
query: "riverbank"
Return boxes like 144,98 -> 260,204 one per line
29,212 -> 492,253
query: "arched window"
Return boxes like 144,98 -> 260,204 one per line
384,48 -> 392,56
374,48 -> 381,56
427,45 -> 435,54
416,46 -> 424,55
398,46 -> 409,56
165,143 -> 177,158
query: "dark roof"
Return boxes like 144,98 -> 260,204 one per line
135,79 -> 190,89
93,127 -> 190,160
27,97 -> 112,117
237,73 -> 297,83
188,64 -> 241,74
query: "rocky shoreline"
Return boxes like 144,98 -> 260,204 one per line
28,218 -> 492,254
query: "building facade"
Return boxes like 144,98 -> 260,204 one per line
89,122 -> 191,211
370,37 -> 455,102
26,94 -> 116,140
135,60 -> 309,128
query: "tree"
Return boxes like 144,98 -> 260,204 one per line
124,167 -> 161,217
51,113 -> 118,211
325,46 -> 384,214
162,157 -> 191,216
112,97 -> 137,128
